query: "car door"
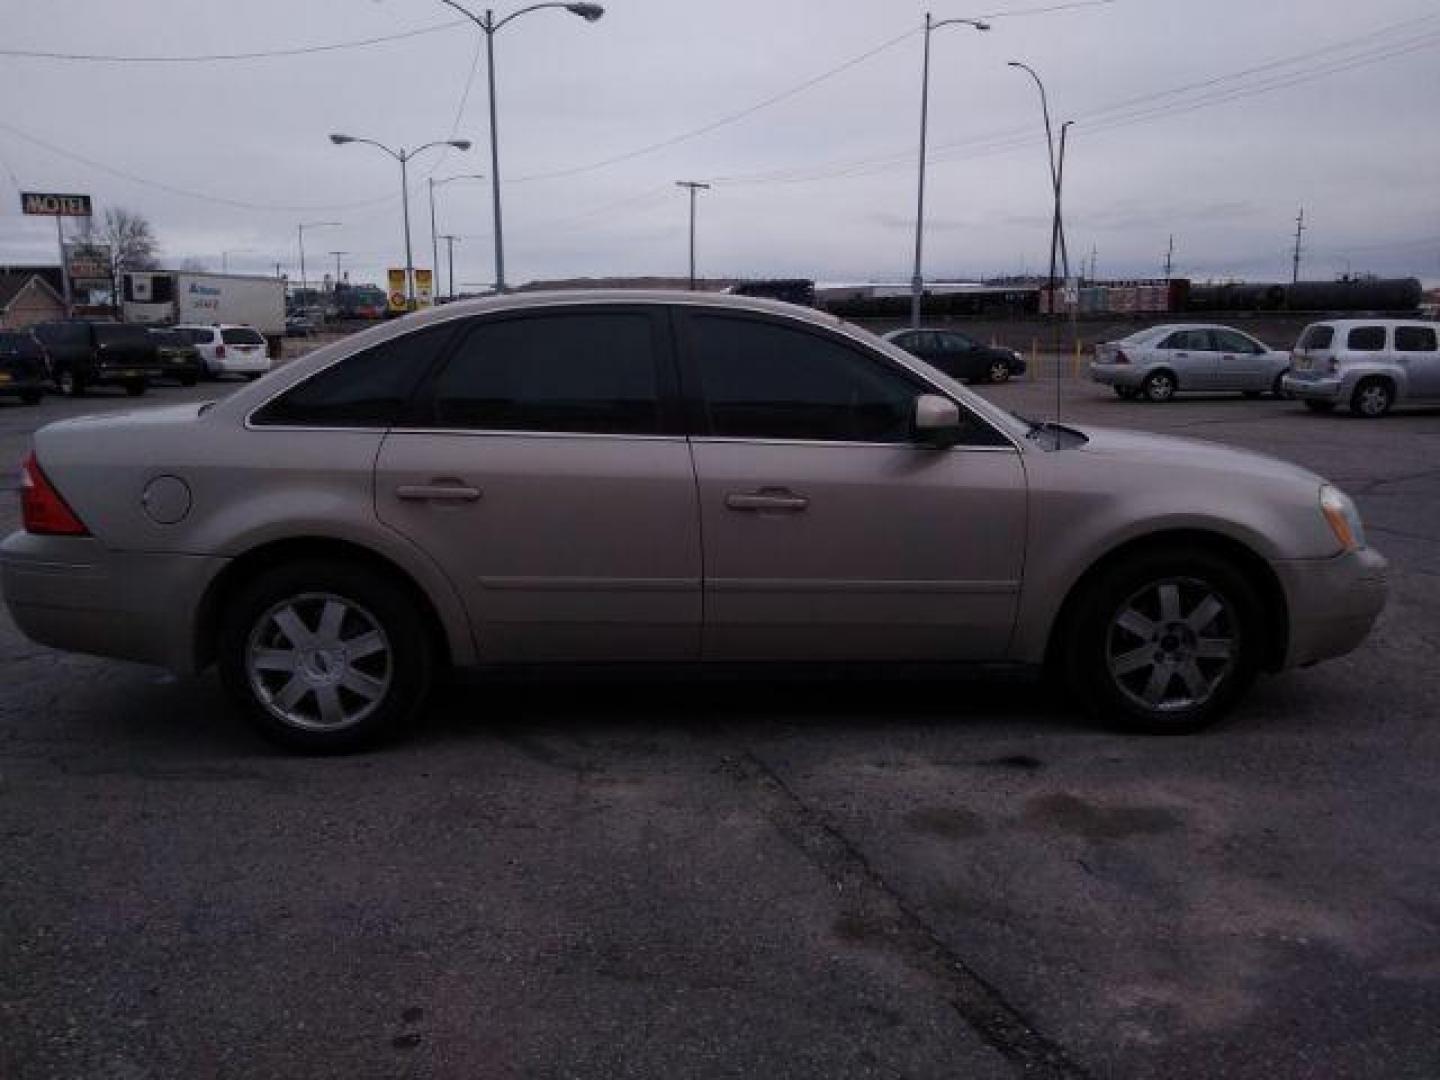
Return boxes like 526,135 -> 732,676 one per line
374,305 -> 702,662
1210,328 -> 1271,391
679,310 -> 1027,662
937,332 -> 986,381
1157,329 -> 1217,389
1394,324 -> 1440,399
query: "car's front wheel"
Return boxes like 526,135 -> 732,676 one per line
218,560 -> 435,752
1063,547 -> 1261,734
1142,371 -> 1177,402
987,360 -> 1012,384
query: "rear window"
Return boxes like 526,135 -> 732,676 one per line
93,324 -> 154,347
222,328 -> 266,345
1394,326 -> 1437,352
1346,326 -> 1387,352
1299,325 -> 1334,350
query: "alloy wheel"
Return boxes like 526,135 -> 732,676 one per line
988,361 -> 1011,383
245,592 -> 393,732
1355,384 -> 1391,417
1106,577 -> 1237,713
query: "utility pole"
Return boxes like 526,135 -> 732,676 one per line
329,251 -> 348,287
1163,234 -> 1174,280
675,181 -> 710,290
1088,244 -> 1097,283
439,234 -> 460,300
1291,207 -> 1306,284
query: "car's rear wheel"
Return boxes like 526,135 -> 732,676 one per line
1272,373 -> 1291,399
1304,400 -> 1336,413
1063,547 -> 1261,734
987,360 -> 1012,384
56,368 -> 84,397
1142,371 -> 1177,402
218,560 -> 435,752
1350,378 -> 1393,418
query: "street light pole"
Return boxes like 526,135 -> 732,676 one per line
1008,61 -> 1066,315
439,234 -> 461,300
429,174 -> 485,298
439,1 -> 605,294
911,13 -> 991,329
676,181 -> 710,290
329,250 -> 349,286
329,134 -> 471,309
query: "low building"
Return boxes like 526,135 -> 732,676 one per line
0,273 -> 65,329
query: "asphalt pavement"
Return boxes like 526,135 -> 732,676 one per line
1,370 -> 1438,1078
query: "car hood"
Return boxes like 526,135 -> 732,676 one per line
1067,424 -> 1325,488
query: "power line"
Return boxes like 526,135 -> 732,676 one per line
0,19 -> 469,63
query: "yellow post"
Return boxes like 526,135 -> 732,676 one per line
1074,339 -> 1083,376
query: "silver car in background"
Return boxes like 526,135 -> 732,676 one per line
1,292 -> 1387,752
1092,324 -> 1291,401
1283,319 -> 1440,417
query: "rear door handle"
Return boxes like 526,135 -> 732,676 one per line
395,482 -> 482,503
725,489 -> 809,512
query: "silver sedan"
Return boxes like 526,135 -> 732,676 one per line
1,292 -> 1386,751
1092,324 -> 1291,401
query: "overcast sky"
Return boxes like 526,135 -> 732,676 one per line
1,0 -> 1437,290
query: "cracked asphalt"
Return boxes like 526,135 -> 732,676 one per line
2,369 -> 1438,1078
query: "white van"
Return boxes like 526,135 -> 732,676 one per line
1283,319 -> 1440,417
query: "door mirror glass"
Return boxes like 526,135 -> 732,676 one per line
914,394 -> 961,445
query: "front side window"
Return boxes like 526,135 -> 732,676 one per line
1159,329 -> 1210,351
1394,326 -> 1437,352
253,326 -> 453,427
1212,329 -> 1263,354
940,333 -> 978,352
1347,326 -> 1387,351
1300,325 -> 1334,350
427,312 -> 662,435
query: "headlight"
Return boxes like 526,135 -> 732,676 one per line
1320,485 -> 1366,552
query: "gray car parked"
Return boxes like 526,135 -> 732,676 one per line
1,292 -> 1387,752
1092,324 -> 1291,402
1283,319 -> 1440,417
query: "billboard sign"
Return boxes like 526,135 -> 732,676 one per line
387,268 -> 407,314
415,269 -> 434,309
21,192 -> 93,217
65,243 -> 112,291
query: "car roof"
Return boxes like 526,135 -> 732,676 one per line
1302,318 -> 1433,328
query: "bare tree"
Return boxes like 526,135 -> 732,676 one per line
74,206 -> 160,279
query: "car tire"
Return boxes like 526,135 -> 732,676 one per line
1349,378 -> 1393,418
218,560 -> 435,753
1062,546 -> 1261,734
987,360 -> 1012,384
1272,374 -> 1291,399
124,380 -> 147,397
1303,400 -> 1336,414
56,368 -> 84,397
1142,371 -> 1177,402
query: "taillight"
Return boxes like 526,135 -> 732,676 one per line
215,345 -> 226,359
20,452 -> 89,536
1114,350 -> 1130,365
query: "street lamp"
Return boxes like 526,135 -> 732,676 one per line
328,250 -> 349,287
297,220 -> 340,310
429,174 -> 485,298
675,181 -> 710,291
329,134 -> 471,308
438,1 -> 606,293
1008,61 -> 1069,316
438,234 -> 462,300
911,12 -> 991,329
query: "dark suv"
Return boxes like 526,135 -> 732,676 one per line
31,321 -> 163,397
0,330 -> 48,405
147,328 -> 203,386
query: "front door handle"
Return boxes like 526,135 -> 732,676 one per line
725,489 -> 809,512
395,482 -> 482,503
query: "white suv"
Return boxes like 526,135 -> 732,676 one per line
1283,319 -> 1440,417
176,324 -> 272,380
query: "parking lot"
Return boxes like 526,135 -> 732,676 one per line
2,370 -> 1438,1078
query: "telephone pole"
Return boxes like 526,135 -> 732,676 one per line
1291,207 -> 1306,283
1163,234 -> 1174,281
675,181 -> 710,290
439,234 -> 461,301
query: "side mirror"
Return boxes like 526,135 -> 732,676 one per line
914,394 -> 962,447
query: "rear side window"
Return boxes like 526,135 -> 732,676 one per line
1300,325 -> 1334,350
1347,326 -> 1387,351
252,326 -> 453,427
1395,326 -> 1437,352
1212,329 -> 1263,354
222,328 -> 266,345
427,312 -> 663,434
181,328 -> 215,345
